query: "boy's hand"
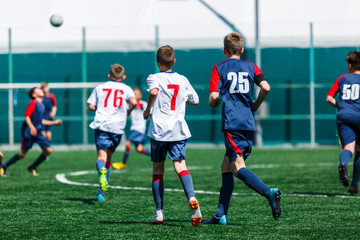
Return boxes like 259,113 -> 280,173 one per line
143,110 -> 151,119
54,119 -> 62,125
30,127 -> 37,136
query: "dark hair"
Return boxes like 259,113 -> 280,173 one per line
346,51 -> 360,71
28,87 -> 37,99
110,64 -> 125,79
224,32 -> 244,55
156,45 -> 175,68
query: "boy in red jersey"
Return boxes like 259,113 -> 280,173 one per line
41,82 -> 57,141
326,51 -> 360,194
0,87 -> 62,177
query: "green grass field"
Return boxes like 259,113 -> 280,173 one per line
1,147 -> 360,239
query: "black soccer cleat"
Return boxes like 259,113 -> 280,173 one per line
202,215 -> 220,224
339,163 -> 349,187
348,184 -> 359,195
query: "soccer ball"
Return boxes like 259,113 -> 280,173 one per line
50,15 -> 63,27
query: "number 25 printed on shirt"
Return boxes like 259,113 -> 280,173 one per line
102,88 -> 124,108
228,72 -> 250,94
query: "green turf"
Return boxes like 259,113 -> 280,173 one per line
1,148 -> 360,239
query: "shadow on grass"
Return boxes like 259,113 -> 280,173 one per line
64,198 -> 96,205
100,220 -> 186,228
293,192 -> 348,197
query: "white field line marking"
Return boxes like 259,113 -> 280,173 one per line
55,163 -> 360,199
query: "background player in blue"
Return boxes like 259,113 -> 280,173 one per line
326,51 -> 360,194
203,33 -> 282,224
0,87 -> 62,177
112,87 -> 151,170
88,64 -> 137,201
41,82 -> 57,141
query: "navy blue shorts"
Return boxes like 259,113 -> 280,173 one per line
337,122 -> 360,147
129,130 -> 146,146
43,125 -> 53,132
21,132 -> 51,151
94,129 -> 122,152
150,138 -> 187,162
224,130 -> 253,161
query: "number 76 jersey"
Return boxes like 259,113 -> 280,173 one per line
87,80 -> 135,134
210,58 -> 265,131
146,72 -> 199,141
328,73 -> 360,124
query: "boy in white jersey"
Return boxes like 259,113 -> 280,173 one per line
143,45 -> 202,226
88,64 -> 137,202
112,88 -> 151,170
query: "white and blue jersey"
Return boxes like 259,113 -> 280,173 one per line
210,58 -> 265,132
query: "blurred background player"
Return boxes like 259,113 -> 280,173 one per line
143,45 -> 201,226
87,64 -> 137,201
326,51 -> 360,195
0,151 -> 3,168
0,87 -> 62,177
113,87 -> 151,170
40,82 -> 57,141
203,33 -> 282,225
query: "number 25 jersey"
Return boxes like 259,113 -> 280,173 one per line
328,73 -> 360,124
87,80 -> 135,134
147,72 -> 199,141
210,58 -> 265,131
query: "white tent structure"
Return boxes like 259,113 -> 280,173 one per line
0,0 -> 359,53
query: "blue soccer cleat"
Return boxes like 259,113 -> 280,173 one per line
268,188 -> 282,220
96,194 -> 105,202
203,215 -> 228,225
99,167 -> 108,192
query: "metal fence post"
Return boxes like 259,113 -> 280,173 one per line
309,22 -> 316,147
8,28 -> 14,147
82,27 -> 88,146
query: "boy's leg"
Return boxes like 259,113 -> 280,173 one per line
96,149 -> 108,195
216,157 -> 234,219
349,144 -> 360,194
1,150 -> 27,176
28,147 -> 52,176
122,141 -> 132,164
136,144 -> 151,156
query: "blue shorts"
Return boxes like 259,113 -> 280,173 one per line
43,117 -> 53,132
21,132 -> 51,151
129,130 -> 146,146
224,130 -> 253,161
150,139 -> 187,162
94,129 -> 122,152
337,122 -> 360,147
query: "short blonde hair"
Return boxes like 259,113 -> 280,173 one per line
40,82 -> 48,89
157,45 -> 175,68
110,64 -> 125,79
224,33 -> 244,55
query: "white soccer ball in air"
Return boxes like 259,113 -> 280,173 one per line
50,15 -> 63,27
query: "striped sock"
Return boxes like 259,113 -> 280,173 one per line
152,174 -> 164,211
178,170 -> 195,200
106,161 -> 111,182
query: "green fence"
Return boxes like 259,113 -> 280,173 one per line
0,46 -> 358,146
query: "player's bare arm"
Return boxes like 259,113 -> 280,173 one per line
143,88 -> 158,119
253,81 -> 270,112
89,104 -> 97,111
42,119 -> 62,126
50,106 -> 57,118
209,92 -> 221,108
25,116 -> 37,136
326,95 -> 338,108
127,97 -> 137,116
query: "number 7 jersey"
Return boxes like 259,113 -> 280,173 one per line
210,58 -> 265,131
87,80 -> 135,134
146,72 -> 199,141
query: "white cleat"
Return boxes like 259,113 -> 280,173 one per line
150,210 -> 164,224
188,197 -> 202,227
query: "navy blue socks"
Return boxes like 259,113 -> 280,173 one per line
122,146 -> 130,164
2,154 -> 21,169
339,150 -> 353,166
29,153 -> 46,169
237,168 -> 270,199
215,172 -> 234,218
152,174 -> 164,211
178,170 -> 195,200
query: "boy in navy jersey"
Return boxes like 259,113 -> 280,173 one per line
203,33 -> 282,224
326,51 -> 360,194
41,82 -> 57,141
0,87 -> 62,177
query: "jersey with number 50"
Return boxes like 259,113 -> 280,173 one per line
210,58 -> 265,131
87,80 -> 135,134
328,73 -> 360,124
147,72 -> 199,141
